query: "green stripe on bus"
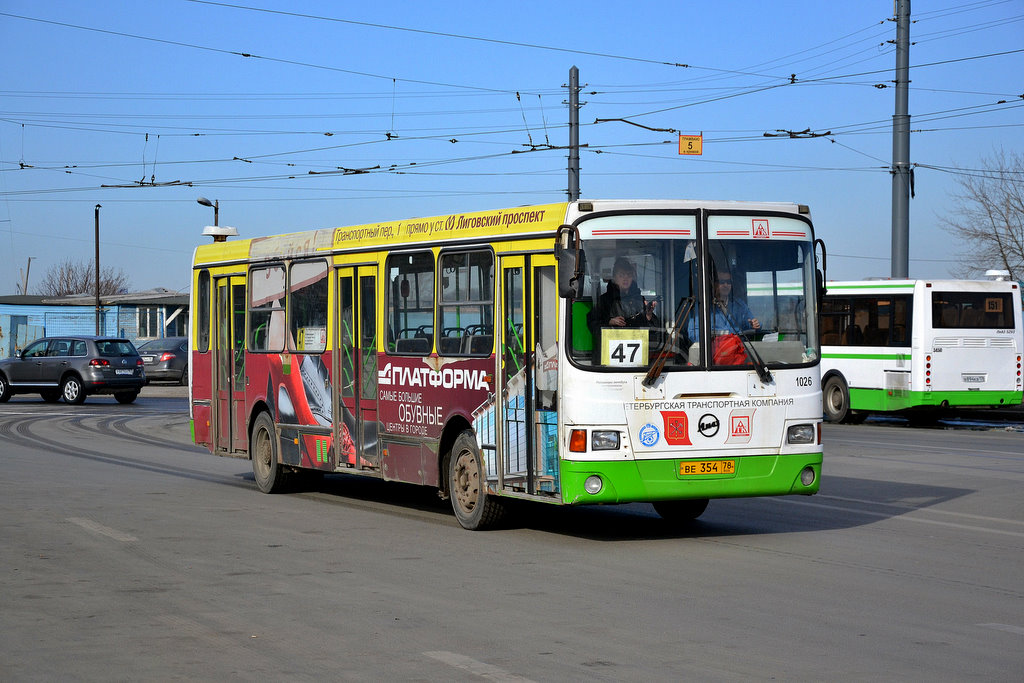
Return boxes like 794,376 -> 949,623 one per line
827,283 -> 915,291
822,352 -> 909,361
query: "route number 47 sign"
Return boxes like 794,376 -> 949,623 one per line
600,328 -> 650,366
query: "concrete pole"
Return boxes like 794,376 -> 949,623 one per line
891,0 -> 911,278
95,204 -> 101,335
568,66 -> 580,201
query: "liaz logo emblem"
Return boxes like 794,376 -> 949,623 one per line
697,414 -> 720,438
752,219 -> 770,238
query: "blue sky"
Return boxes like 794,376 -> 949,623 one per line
1,0 -> 1021,293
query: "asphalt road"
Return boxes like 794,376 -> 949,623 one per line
1,387 -> 1022,681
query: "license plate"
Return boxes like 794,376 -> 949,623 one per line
115,369 -> 134,375
142,355 -> 154,363
679,459 -> 735,476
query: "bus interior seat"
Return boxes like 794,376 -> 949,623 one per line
960,308 -> 983,327
464,334 -> 493,355
940,304 -> 959,327
438,336 -> 463,355
395,337 -> 430,354
863,326 -> 888,345
842,325 -> 864,345
821,331 -> 841,345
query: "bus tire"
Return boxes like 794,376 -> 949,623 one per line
251,412 -> 289,493
823,375 -> 853,423
448,430 -> 503,530
653,498 -> 709,522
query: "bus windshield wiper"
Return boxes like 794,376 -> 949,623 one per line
643,297 -> 694,387
714,299 -> 773,384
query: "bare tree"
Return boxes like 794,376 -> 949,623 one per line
939,149 -> 1024,280
36,258 -> 131,297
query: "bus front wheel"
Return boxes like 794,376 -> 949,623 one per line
653,498 -> 709,522
252,412 -> 289,493
448,430 -> 503,530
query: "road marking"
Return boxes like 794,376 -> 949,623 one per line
68,517 -> 138,542
423,651 -> 536,682
978,623 -> 1024,636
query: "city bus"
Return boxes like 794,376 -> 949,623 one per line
190,199 -> 825,529
820,278 -> 1023,423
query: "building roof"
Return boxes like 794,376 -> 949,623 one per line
0,289 -> 188,307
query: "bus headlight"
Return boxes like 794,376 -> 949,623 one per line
591,430 -> 620,451
584,475 -> 604,495
787,424 -> 815,444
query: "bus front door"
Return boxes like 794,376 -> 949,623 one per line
214,275 -> 247,454
498,256 -> 559,496
335,266 -> 379,469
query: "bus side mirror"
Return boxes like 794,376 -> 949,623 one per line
555,224 -> 586,299
814,237 -> 828,310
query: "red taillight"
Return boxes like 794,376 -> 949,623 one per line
158,352 -> 175,362
137,358 -> 145,367
90,358 -> 110,367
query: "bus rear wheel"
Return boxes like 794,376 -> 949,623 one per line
252,412 -> 289,493
823,375 -> 855,423
653,498 -> 709,522
448,430 -> 503,530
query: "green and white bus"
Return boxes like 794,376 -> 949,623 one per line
820,279 -> 1023,423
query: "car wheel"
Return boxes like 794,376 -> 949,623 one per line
448,429 -> 504,530
41,390 -> 61,403
179,366 -> 188,386
61,375 -> 86,404
0,374 -> 10,402
115,390 -> 139,404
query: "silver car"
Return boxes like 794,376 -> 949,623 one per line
0,336 -> 146,404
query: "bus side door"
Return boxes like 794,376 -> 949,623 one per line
213,274 -> 247,454
335,266 -> 379,468
498,255 -> 559,496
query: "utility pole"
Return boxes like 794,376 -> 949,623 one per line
19,257 -> 35,295
95,204 -> 102,335
567,65 -> 581,201
891,0 -> 912,278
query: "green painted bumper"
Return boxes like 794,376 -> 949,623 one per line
560,453 -> 822,505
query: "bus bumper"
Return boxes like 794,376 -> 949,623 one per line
560,453 -> 822,505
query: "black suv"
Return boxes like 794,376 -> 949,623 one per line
0,336 -> 146,404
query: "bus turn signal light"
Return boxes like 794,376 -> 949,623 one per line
569,429 -> 587,452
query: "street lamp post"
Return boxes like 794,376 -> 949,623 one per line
197,197 -> 219,226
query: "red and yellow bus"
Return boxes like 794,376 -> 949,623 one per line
190,199 -> 824,529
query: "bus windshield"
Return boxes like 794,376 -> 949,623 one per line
569,222 -> 818,371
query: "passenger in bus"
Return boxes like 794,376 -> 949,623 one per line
587,257 -> 660,332
688,270 -> 760,339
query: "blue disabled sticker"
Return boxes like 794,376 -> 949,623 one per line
638,423 -> 660,447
